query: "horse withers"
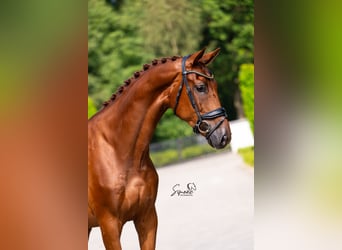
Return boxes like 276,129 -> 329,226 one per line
88,48 -> 231,250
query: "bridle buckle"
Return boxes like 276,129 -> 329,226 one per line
195,120 -> 211,134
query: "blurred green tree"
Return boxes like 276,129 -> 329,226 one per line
88,0 -> 148,106
153,109 -> 193,141
136,0 -> 202,56
238,64 -> 254,133
200,0 -> 254,120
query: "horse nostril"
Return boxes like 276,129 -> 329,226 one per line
220,134 -> 228,146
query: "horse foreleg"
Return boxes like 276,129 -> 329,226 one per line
98,212 -> 123,250
134,207 -> 158,250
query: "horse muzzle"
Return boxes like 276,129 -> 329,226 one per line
207,126 -> 231,149
192,107 -> 231,149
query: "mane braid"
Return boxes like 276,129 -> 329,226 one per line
101,55 -> 181,108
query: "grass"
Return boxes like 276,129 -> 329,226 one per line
238,146 -> 254,167
150,144 -> 228,167
181,144 -> 217,159
150,149 -> 179,166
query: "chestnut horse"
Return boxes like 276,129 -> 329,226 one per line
88,48 -> 231,250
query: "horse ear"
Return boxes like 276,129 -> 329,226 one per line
199,48 -> 221,65
188,47 -> 206,65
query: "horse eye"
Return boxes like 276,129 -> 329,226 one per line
195,85 -> 207,93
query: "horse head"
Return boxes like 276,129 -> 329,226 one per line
170,48 -> 231,149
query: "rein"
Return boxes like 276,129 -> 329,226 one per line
174,55 -> 228,139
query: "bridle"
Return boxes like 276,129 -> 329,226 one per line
173,55 -> 228,139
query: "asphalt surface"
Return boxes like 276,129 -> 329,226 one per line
88,151 -> 254,250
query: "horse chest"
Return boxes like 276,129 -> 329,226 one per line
92,177 -> 152,222
121,176 -> 157,216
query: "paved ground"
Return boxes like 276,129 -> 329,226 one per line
88,151 -> 254,250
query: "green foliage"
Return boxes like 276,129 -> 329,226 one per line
238,64 -> 254,133
88,96 -> 97,119
200,0 -> 254,119
153,109 -> 193,142
88,0 -> 148,106
137,0 -> 203,56
238,146 -> 254,167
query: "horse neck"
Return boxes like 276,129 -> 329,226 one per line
95,61 -> 180,164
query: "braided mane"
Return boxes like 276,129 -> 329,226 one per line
102,56 -> 181,108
